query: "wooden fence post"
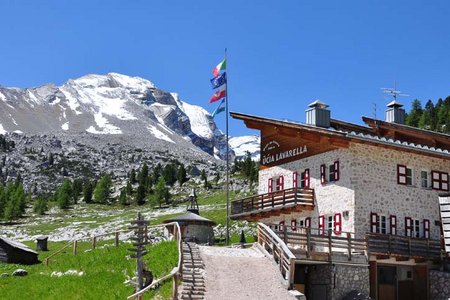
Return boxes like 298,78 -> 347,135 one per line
114,232 -> 119,247
283,225 -> 288,244
347,233 -> 351,261
92,237 -> 96,249
289,257 -> 295,289
73,240 -> 78,255
172,274 -> 178,300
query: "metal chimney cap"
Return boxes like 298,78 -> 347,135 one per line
308,99 -> 329,109
387,100 -> 403,108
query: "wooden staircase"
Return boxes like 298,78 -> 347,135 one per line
179,242 -> 205,300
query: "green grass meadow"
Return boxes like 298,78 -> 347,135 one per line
0,240 -> 177,300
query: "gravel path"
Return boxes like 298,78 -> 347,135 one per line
199,245 -> 295,300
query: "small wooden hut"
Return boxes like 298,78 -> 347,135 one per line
0,237 -> 39,265
164,211 -> 216,244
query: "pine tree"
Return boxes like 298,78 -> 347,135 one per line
163,163 -> 177,186
177,164 -> 187,186
94,175 -> 112,204
48,152 -> 54,165
83,181 -> 93,204
126,180 -> 133,195
130,169 -> 136,184
119,189 -> 128,206
138,163 -> 149,187
405,99 -> 423,127
57,179 -> 72,209
33,197 -> 48,215
201,169 -> 208,188
71,179 -> 83,204
135,184 -> 146,206
154,176 -> 169,208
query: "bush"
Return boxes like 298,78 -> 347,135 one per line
33,197 -> 48,215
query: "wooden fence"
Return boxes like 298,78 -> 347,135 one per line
268,225 -> 367,261
366,232 -> 441,259
44,229 -> 129,266
231,188 -> 314,218
257,223 -> 296,288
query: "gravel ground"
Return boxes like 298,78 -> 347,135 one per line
199,245 -> 295,300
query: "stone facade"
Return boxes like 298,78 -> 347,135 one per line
258,142 -> 446,240
430,270 -> 450,300
306,264 -> 369,300
183,224 -> 214,244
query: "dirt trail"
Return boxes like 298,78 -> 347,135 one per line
199,246 -> 295,300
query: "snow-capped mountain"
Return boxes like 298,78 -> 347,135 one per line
229,135 -> 260,161
0,73 -> 235,159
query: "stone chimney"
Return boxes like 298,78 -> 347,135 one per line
385,100 -> 405,124
305,100 -> 330,128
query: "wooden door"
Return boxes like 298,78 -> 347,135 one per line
378,266 -> 396,300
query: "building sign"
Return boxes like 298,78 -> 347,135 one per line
261,139 -> 308,165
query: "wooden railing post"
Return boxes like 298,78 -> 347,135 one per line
408,237 -> 411,256
240,199 -> 244,213
272,193 -> 274,207
172,274 -> 178,300
73,240 -> 78,255
283,225 -> 288,244
328,229 -> 332,259
283,190 -> 286,205
251,197 -> 254,211
306,227 -> 311,258
289,257 -> 295,289
92,237 -> 97,249
261,195 -> 264,209
347,233 -> 352,261
388,234 -> 392,254
115,232 -> 119,247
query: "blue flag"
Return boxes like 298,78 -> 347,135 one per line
211,99 -> 226,118
210,72 -> 227,89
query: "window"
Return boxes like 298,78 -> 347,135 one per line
397,165 -> 413,186
421,171 -> 429,189
431,171 -> 449,191
390,215 -> 397,235
321,161 -> 339,184
300,169 -> 310,188
276,175 -> 284,191
423,219 -> 430,239
405,217 -> 412,237
292,171 -> 298,188
321,213 -> 342,235
412,219 -> 421,238
379,215 -> 388,234
268,178 -> 273,193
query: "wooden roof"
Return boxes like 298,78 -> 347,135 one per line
230,112 -> 450,161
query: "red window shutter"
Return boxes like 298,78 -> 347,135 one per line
305,169 -> 310,188
334,213 -> 342,235
334,161 -> 340,181
268,178 -> 273,193
319,215 -> 325,235
291,219 -> 297,231
442,173 -> 449,191
279,175 -> 284,190
389,215 -> 397,235
279,221 -> 285,232
305,217 -> 311,228
320,164 -> 326,184
293,172 -> 298,188
405,217 -> 412,237
370,212 -> 378,233
423,219 -> 430,239
397,164 -> 407,185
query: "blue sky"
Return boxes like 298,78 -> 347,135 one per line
1,1 -> 449,137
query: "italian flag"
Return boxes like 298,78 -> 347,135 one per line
212,58 -> 227,77
209,85 -> 226,103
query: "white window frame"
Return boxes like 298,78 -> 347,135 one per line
412,219 -> 421,238
421,170 -> 430,189
378,215 -> 389,234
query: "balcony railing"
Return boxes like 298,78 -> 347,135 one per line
267,225 -> 367,262
230,188 -> 314,220
367,233 -> 441,260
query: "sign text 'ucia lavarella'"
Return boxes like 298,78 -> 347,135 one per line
261,143 -> 308,165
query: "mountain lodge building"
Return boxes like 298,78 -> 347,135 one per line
230,100 -> 450,300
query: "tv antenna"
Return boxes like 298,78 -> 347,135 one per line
372,102 -> 377,119
381,82 -> 409,102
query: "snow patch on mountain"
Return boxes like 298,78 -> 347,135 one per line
62,122 -> 69,131
148,125 -> 175,143
175,93 -> 214,140
229,135 -> 260,160
0,124 -> 6,134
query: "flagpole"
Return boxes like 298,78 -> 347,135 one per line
225,48 -> 230,246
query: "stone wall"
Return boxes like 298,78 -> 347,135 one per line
306,264 -> 369,300
351,143 -> 448,240
257,141 -> 447,240
258,148 -> 356,233
430,270 -> 450,300
183,224 -> 214,244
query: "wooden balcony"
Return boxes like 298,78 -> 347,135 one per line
267,225 -> 367,263
230,188 -> 314,221
367,233 -> 442,261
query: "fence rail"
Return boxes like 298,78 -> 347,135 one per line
268,225 -> 367,261
257,223 -> 296,288
366,233 -> 441,259
231,188 -> 314,218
